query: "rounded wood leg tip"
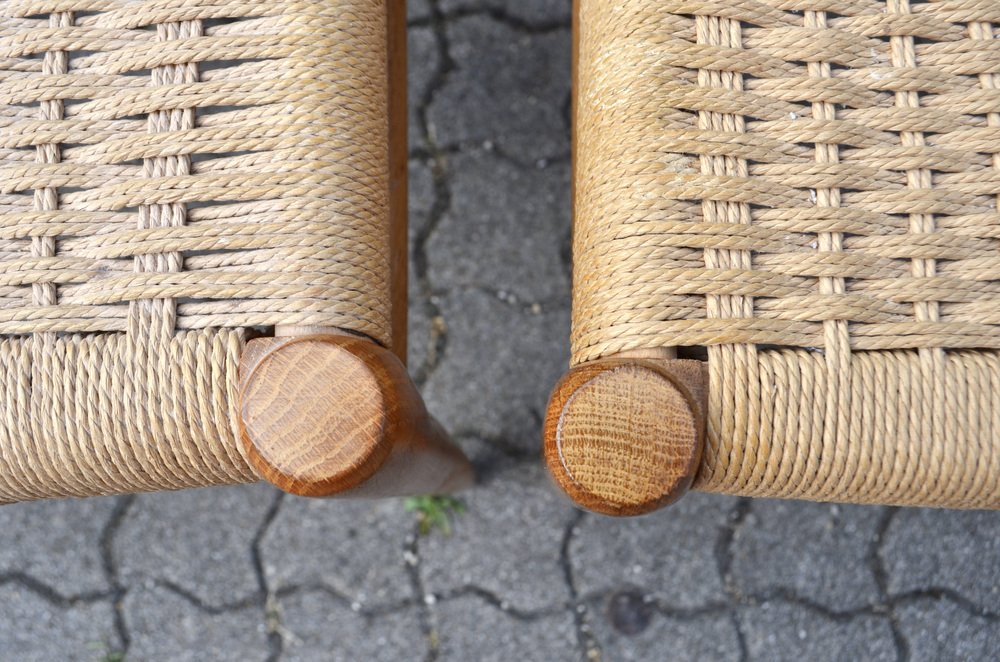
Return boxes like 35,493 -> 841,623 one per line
239,335 -> 470,498
543,359 -> 705,517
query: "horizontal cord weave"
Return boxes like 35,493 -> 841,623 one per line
0,329 -> 258,502
697,348 -> 1000,508
575,0 -> 1000,506
1,0 -> 390,341
0,0 -> 391,498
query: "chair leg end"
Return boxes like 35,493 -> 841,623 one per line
239,334 -> 472,497
543,358 -> 706,516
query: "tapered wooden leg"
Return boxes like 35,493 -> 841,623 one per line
239,333 -> 473,497
543,355 -> 707,516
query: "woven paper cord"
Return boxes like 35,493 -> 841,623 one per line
0,0 -> 391,500
574,0 -> 1000,508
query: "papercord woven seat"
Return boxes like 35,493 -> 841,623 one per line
544,0 -> 1000,515
0,0 -> 471,502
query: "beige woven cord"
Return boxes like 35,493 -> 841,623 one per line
575,0 -> 1000,508
0,0 -> 392,500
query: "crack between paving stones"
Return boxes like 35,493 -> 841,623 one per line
409,0 -> 457,388
731,586 -> 1000,623
560,509 -> 600,662
587,583 -> 965,631
0,571 -> 124,661
579,585 -> 738,624
0,572 -> 116,606
273,583 -> 417,618
100,494 -> 134,657
433,584 -> 572,621
888,588 -> 1000,621
153,579 -> 262,614
872,507 -> 908,661
734,588 -> 897,621
251,489 -> 285,662
527,405 -> 545,435
408,151 -> 450,386
645,598 -> 734,622
716,497 -> 752,662
408,144 -> 461,161
415,8 -> 571,174
405,523 -> 438,662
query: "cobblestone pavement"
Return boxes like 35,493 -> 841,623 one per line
2,2 -> 1000,661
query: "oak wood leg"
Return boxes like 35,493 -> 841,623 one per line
239,333 -> 473,497
543,353 -> 707,516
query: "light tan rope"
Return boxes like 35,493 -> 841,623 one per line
575,0 -> 1000,507
0,0 -> 391,500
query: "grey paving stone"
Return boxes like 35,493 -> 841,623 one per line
571,493 -> 733,610
451,435 -> 522,482
407,292 -> 439,384
420,462 -> 574,612
408,26 -> 439,152
124,584 -> 268,662
589,596 -> 740,662
0,496 -> 118,596
115,483 -> 275,609
435,595 -> 577,662
409,156 -> 436,241
0,585 -> 120,662
407,157 -> 438,378
261,496 -> 414,609
408,0 -> 432,22
421,289 -> 570,453
427,15 -> 570,162
883,509 -> 1000,611
426,148 -> 571,302
897,596 -> 1000,662
739,600 -> 896,662
440,0 -> 572,26
280,589 -> 425,662
732,501 -> 883,611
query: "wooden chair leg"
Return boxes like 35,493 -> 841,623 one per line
239,332 -> 473,497
543,351 -> 708,516
235,2 -> 474,499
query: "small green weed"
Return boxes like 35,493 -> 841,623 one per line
404,495 -> 466,536
88,640 -> 124,662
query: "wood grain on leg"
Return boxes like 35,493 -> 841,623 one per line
240,334 -> 473,497
543,358 -> 707,516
